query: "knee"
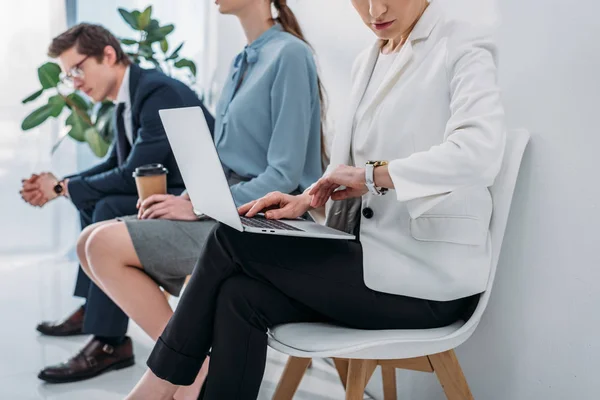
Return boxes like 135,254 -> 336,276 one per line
92,196 -> 133,222
77,222 -> 107,269
85,224 -> 121,279
208,222 -> 246,252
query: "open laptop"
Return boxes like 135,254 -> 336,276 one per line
159,106 -> 355,240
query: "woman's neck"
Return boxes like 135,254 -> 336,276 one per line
383,2 -> 429,54
237,5 -> 275,44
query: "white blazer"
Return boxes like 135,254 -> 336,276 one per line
323,1 -> 506,301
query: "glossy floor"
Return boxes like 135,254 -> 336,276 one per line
0,256 -> 371,399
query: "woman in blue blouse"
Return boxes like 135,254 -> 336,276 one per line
77,0 -> 323,398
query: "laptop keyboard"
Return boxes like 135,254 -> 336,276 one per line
240,216 -> 303,232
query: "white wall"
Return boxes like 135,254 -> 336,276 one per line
213,0 -> 599,398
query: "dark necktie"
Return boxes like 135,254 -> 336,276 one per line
115,102 -> 130,165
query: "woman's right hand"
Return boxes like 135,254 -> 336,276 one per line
238,192 -> 312,220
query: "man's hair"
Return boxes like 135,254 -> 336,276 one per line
48,23 -> 131,66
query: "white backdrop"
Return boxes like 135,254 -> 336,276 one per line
0,0 -> 76,257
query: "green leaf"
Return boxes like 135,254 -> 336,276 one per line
22,88 -> 44,104
66,111 -> 91,142
167,42 -> 184,60
67,92 -> 90,111
21,104 -> 54,130
138,6 -> 152,30
118,8 -> 139,30
121,38 -> 138,46
85,127 -> 111,157
146,24 -> 175,43
160,39 -> 169,53
93,102 -> 116,143
174,59 -> 197,77
48,95 -> 66,117
38,62 -> 61,89
146,19 -> 160,32
138,44 -> 153,59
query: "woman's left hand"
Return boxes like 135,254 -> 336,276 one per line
309,165 -> 367,208
139,194 -> 197,221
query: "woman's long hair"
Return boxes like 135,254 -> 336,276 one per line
272,0 -> 329,167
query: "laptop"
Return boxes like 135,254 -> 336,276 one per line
159,106 -> 355,240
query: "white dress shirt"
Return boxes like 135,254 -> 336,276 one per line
115,66 -> 133,145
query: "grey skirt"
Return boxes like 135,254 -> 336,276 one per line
120,216 -> 217,296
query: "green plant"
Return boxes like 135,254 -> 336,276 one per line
21,6 -> 197,158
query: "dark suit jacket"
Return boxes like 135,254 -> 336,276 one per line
68,64 -> 215,210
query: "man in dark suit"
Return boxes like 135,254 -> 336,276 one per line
19,23 -> 214,382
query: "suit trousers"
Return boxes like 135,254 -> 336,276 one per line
147,223 -> 476,399
74,194 -> 139,337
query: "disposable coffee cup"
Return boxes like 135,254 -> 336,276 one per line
133,164 -> 168,202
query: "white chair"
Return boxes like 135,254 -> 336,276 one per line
268,129 -> 531,400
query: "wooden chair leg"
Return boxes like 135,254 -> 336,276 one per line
345,359 -> 377,400
272,356 -> 312,400
333,358 -> 349,389
428,350 -> 474,400
381,366 -> 397,400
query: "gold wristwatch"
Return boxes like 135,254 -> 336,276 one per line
365,161 -> 389,196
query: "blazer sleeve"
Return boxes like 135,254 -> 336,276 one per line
64,143 -> 118,181
388,25 -> 506,216
229,45 -> 318,206
67,85 -> 186,209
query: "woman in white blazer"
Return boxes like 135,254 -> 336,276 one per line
126,0 -> 506,399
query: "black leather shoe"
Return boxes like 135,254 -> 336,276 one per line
38,337 -> 135,383
36,306 -> 86,337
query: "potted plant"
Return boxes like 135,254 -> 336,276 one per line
21,6 -> 198,158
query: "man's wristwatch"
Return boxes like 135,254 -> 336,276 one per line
53,180 -> 66,196
365,161 -> 389,196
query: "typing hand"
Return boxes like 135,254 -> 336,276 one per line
139,194 -> 197,221
238,192 -> 312,220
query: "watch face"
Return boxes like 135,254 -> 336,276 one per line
54,183 -> 63,194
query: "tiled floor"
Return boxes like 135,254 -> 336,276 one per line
0,256 -> 372,399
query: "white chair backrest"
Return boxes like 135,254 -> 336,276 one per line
459,129 -> 530,331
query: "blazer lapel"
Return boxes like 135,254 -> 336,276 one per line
128,64 -> 143,140
359,1 -> 442,118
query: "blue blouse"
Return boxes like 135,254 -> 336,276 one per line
214,24 -> 323,206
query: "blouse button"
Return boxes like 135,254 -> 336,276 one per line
362,207 -> 374,219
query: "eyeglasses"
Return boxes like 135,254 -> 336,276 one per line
59,55 -> 91,87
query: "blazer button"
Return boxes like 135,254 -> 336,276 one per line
362,207 -> 374,219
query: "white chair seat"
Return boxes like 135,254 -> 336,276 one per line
269,320 -> 470,360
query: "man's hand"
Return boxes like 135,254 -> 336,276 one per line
20,172 -> 60,207
308,165 -> 368,208
238,192 -> 312,220
138,194 -> 197,221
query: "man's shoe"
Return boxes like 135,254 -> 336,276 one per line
38,337 -> 135,383
36,306 -> 86,337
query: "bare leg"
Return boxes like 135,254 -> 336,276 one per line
86,222 -> 209,399
77,219 -> 120,280
86,222 -> 172,340
126,369 -> 178,400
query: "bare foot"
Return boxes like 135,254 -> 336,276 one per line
173,357 -> 210,400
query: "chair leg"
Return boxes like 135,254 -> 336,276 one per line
381,366 -> 397,400
333,358 -> 349,389
272,356 -> 312,400
428,350 -> 474,400
345,359 -> 377,400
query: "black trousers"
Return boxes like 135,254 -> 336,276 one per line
74,195 -> 139,337
147,223 -> 475,400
